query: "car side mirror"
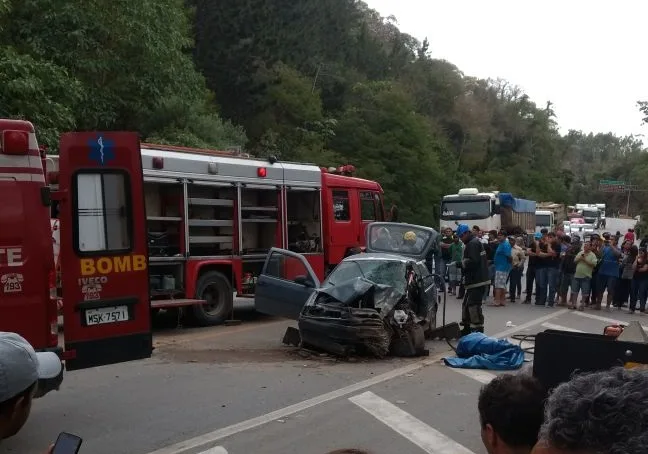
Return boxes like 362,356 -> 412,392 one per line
294,275 -> 315,288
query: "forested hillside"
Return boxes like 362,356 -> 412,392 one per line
1,0 -> 647,225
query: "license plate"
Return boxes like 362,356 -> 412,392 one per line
85,306 -> 129,326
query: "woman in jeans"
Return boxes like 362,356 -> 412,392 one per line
629,247 -> 648,314
570,241 -> 598,311
615,245 -> 637,309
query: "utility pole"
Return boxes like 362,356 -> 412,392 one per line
626,185 -> 632,217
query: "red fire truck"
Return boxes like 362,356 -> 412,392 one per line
2,121 -> 385,372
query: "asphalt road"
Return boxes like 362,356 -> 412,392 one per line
4,291 -> 645,454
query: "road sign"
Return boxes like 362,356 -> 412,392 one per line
599,179 -> 626,193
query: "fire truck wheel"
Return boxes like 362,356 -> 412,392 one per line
191,271 -> 233,326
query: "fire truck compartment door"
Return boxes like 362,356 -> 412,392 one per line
58,132 -> 152,371
255,248 -> 320,320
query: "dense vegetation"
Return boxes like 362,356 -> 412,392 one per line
1,0 -> 647,225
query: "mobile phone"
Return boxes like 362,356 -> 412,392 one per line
52,432 -> 82,454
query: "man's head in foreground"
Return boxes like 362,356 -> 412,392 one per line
479,374 -> 547,454
532,367 -> 648,454
0,332 -> 62,439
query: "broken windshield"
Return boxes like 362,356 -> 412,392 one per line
326,259 -> 407,293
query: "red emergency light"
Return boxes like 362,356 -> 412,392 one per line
152,157 -> 164,169
257,167 -> 267,178
325,164 -> 356,176
1,130 -> 29,155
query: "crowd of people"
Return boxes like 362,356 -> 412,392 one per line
436,225 -> 648,314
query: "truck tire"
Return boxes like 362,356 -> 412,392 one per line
191,271 -> 233,326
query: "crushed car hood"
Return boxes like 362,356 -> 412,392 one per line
297,277 -> 428,358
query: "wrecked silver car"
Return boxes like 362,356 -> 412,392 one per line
255,223 -> 439,358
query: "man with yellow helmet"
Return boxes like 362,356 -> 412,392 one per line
402,230 -> 424,253
403,231 -> 417,242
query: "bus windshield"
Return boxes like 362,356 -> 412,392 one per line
441,199 -> 491,220
582,209 -> 598,218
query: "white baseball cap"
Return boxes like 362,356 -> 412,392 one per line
0,332 -> 62,402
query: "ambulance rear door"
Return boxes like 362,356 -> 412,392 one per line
58,132 -> 152,371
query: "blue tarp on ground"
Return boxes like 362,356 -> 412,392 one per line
499,193 -> 536,213
443,332 -> 525,371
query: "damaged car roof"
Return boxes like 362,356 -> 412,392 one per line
349,253 -> 417,262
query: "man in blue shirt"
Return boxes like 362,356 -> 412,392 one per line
492,230 -> 512,307
594,234 -> 621,310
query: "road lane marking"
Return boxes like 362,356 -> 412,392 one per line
571,311 -> 648,331
540,322 -> 584,333
349,391 -> 476,454
197,448 -> 227,454
143,310 -> 568,454
493,309 -> 569,338
143,356 -> 440,454
448,368 -> 497,384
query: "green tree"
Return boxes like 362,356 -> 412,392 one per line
329,81 -> 449,225
0,48 -> 80,148
1,0 -> 243,148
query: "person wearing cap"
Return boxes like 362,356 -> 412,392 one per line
625,228 -> 636,244
455,224 -> 490,336
0,332 -> 63,440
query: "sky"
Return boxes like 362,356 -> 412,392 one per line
364,0 -> 648,139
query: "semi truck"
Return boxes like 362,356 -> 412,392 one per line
440,188 -> 536,234
537,202 -> 566,225
535,210 -> 554,233
576,203 -> 602,229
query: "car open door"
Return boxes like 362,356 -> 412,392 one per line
255,248 -> 320,320
57,132 -> 152,371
